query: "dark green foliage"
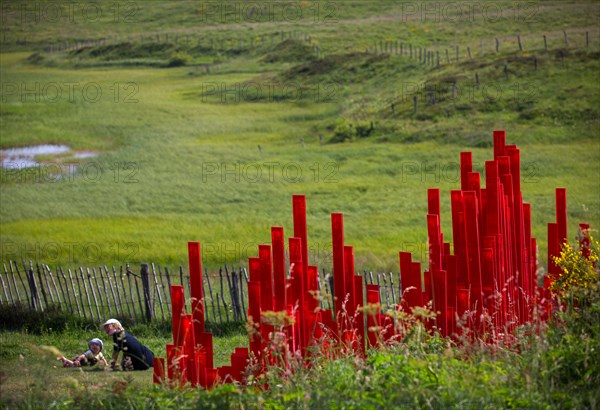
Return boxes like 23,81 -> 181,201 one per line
0,303 -> 97,334
261,39 -> 318,63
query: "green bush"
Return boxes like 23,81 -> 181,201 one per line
168,51 -> 192,67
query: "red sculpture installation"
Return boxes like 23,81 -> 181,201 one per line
153,130 -> 579,388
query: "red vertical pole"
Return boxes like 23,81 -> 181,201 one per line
289,238 -> 305,308
195,347 -> 207,388
451,191 -> 469,288
523,203 -> 533,299
331,213 -> 346,318
353,274 -> 365,356
423,270 -> 433,309
467,172 -> 483,231
293,194 -> 309,286
427,213 -> 442,274
399,252 -> 423,308
548,223 -> 559,279
248,257 -> 261,282
460,152 -> 472,191
579,223 -> 591,259
308,265 -> 321,343
248,281 -> 262,364
202,332 -> 214,370
271,227 -> 287,312
411,262 -> 424,307
464,191 -> 483,313
530,237 -> 538,291
366,284 -> 380,348
508,148 -> 525,272
399,251 -> 412,300
493,130 -> 506,159
258,245 -> 274,312
432,270 -> 447,336
428,188 -> 440,216
307,265 -> 320,314
181,314 -> 197,386
556,188 -> 568,249
485,161 -> 500,237
446,254 -> 457,335
188,242 -> 205,345
166,344 -> 184,387
171,285 -> 185,346
289,237 -> 305,353
153,358 -> 166,385
481,248 -> 496,319
343,245 -> 356,318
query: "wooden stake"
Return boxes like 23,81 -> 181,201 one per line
79,267 -> 93,321
7,262 -> 22,303
151,263 -> 165,320
87,268 -> 101,321
46,265 -> 63,310
13,262 -> 29,306
69,268 -> 83,317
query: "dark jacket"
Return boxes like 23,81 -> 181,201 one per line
112,330 -> 154,370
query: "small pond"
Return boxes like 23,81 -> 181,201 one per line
0,144 -> 97,168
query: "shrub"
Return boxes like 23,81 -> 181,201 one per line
168,51 -> 192,67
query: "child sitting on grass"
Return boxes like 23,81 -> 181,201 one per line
57,338 -> 109,368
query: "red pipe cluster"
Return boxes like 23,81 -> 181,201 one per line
401,129 -> 551,337
153,130 -> 575,388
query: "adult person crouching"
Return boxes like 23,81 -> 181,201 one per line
102,319 -> 154,371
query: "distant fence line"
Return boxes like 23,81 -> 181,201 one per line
3,28 -> 595,76
368,30 -> 597,68
0,260 -> 400,325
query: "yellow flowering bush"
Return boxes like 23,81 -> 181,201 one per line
551,234 -> 599,307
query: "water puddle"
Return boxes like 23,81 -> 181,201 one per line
0,144 -> 97,168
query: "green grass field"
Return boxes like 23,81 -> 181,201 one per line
1,2 -> 599,407
1,2 -> 598,271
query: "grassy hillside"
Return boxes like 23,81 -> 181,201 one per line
1,1 -> 599,272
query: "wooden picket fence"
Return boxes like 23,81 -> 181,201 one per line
0,260 -> 400,324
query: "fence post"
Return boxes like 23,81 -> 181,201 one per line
495,38 -> 500,52
239,268 -> 247,321
0,270 -> 10,304
87,268 -> 101,322
46,265 -> 63,310
58,267 -> 71,313
8,262 -> 22,303
218,268 -> 229,322
105,266 -> 120,316
29,262 -> 41,311
124,266 -> 138,321
74,268 -> 87,318
151,263 -> 165,320
0,264 -> 15,304
389,272 -> 397,306
157,265 -> 170,315
66,268 -> 80,316
36,263 -> 50,309
13,262 -> 29,307
140,264 -> 154,322
93,267 -> 107,317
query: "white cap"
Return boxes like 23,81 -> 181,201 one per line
102,318 -> 122,329
88,338 -> 104,351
